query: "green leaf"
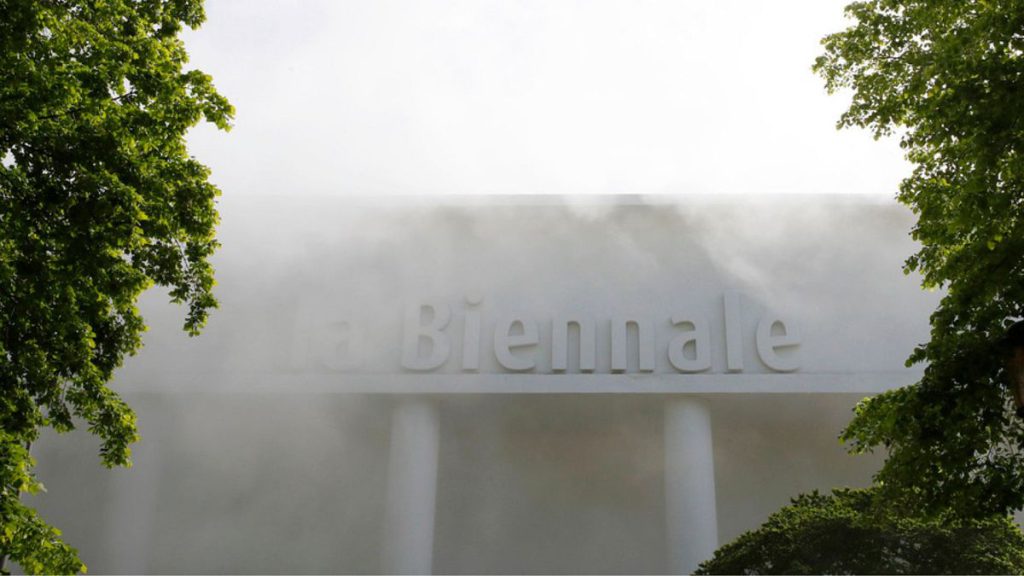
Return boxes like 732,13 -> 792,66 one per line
0,0 -> 230,572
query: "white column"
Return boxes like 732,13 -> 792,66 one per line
382,398 -> 440,575
665,398 -> 718,575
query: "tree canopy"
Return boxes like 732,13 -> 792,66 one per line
0,0 -> 231,572
695,488 -> 1024,575
813,0 -> 1024,517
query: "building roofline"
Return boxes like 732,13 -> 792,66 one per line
218,192 -> 902,208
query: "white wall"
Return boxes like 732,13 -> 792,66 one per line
26,196 -> 937,573
116,195 -> 937,387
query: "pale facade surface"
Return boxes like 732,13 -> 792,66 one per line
28,196 -> 939,574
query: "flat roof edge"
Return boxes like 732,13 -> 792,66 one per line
115,372 -> 918,395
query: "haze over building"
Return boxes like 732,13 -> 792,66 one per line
30,194 -> 939,573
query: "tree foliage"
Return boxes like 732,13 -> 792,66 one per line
695,488 -> 1024,575
813,0 -> 1024,516
0,0 -> 231,572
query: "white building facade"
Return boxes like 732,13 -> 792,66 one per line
30,196 -> 938,574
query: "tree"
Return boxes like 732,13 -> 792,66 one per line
812,0 -> 1024,517
695,488 -> 1024,575
696,2 -> 1024,572
0,0 -> 231,572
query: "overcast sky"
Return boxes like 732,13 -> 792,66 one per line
182,0 -> 910,197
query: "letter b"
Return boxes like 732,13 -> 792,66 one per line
401,302 -> 451,371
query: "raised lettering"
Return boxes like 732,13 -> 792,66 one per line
401,302 -> 451,371
552,318 -> 596,372
494,317 -> 538,371
462,294 -> 482,371
611,317 -> 655,372
668,315 -> 711,372
724,291 -> 744,372
756,315 -> 800,372
314,320 -> 362,371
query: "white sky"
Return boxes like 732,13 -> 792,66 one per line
182,0 -> 910,197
